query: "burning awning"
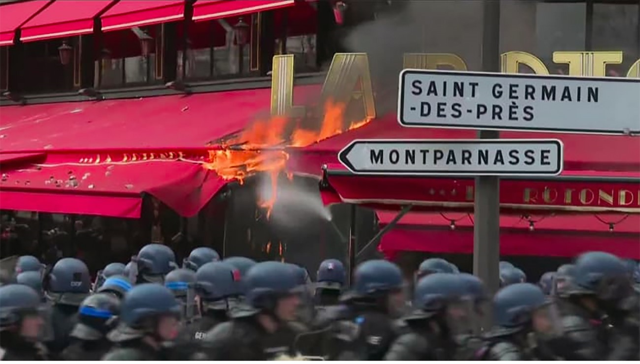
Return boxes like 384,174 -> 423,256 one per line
101,0 -> 185,33
375,211 -> 640,260
192,0 -> 295,22
20,0 -> 114,43
0,87 -> 277,218
0,0 -> 51,46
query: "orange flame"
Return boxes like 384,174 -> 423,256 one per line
203,99 -> 370,216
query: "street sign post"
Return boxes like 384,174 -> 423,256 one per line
338,139 -> 564,176
398,69 -> 640,135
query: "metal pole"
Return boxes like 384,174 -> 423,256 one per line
475,0 -> 501,330
356,204 -> 412,261
347,204 -> 357,285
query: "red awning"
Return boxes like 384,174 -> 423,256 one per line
0,87 -> 275,218
101,0 -> 185,33
287,113 -> 640,176
0,0 -> 51,46
375,212 -> 640,259
192,0 -> 295,22
20,0 -> 114,43
320,163 -> 640,214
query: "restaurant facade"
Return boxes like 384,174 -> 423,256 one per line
0,0 -> 638,277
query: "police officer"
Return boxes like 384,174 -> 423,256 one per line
415,258 -> 455,280
545,252 -> 633,360
15,255 -> 44,275
0,284 -> 48,360
479,283 -> 563,360
62,293 -> 120,360
103,284 -> 201,360
539,272 -> 556,295
553,264 -> 575,296
223,257 -> 257,279
183,247 -> 220,271
128,244 -> 178,284
326,260 -> 406,360
315,259 -> 345,308
93,262 -> 126,291
164,268 -> 198,322
385,273 -> 472,360
500,267 -> 526,287
16,271 -> 44,299
97,275 -> 133,300
44,257 -> 91,356
203,261 -> 302,360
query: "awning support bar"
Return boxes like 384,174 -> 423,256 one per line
356,204 -> 413,261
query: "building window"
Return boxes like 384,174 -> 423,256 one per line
97,27 -> 158,88
177,16 -> 252,81
274,3 -> 319,72
22,39 -> 75,93
592,2 -> 639,76
536,1 -> 587,73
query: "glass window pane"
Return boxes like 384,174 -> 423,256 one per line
536,2 -> 586,73
124,56 -> 149,83
100,58 -> 123,87
592,3 -> 639,76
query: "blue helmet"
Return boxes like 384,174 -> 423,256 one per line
569,252 -> 629,300
458,273 -> 488,304
97,275 -> 133,299
350,260 -> 403,298
317,259 -> 345,289
183,247 -> 220,271
16,271 -> 43,296
164,269 -> 197,297
243,262 -> 301,314
410,273 -> 466,319
46,258 -> 91,306
131,244 -> 177,284
223,257 -> 257,278
94,263 -> 126,291
0,284 -> 43,329
15,255 -> 44,274
633,263 -> 640,284
119,284 -> 181,328
499,261 -> 514,270
493,283 -> 548,335
417,258 -> 454,279
195,262 -> 242,306
500,267 -> 526,287
449,263 -> 460,274
623,259 -> 637,279
553,264 -> 576,296
71,292 -> 120,340
539,272 -> 556,295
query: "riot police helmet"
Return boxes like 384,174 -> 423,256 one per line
316,259 -> 345,289
500,267 -> 526,287
417,258 -> 454,279
222,256 -> 257,277
623,259 -> 637,279
538,272 -> 556,295
94,262 -> 126,290
569,252 -> 629,301
410,273 -> 465,318
71,292 -> 120,340
16,271 -> 44,296
0,284 -> 46,339
241,261 -> 302,318
130,244 -> 178,284
499,261 -> 514,270
348,260 -> 403,299
15,255 -> 44,274
45,257 -> 91,306
458,273 -> 488,305
108,284 -> 181,342
164,268 -> 196,297
97,275 -> 133,299
553,264 -> 576,296
195,262 -> 242,309
449,262 -> 460,274
183,247 -> 220,271
493,283 -> 562,337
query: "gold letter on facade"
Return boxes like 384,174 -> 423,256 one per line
627,59 -> 640,78
553,51 -> 623,77
403,53 -> 468,71
270,55 -> 305,117
500,51 -> 549,75
321,53 -> 376,120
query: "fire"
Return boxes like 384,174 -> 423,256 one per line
203,99 -> 370,216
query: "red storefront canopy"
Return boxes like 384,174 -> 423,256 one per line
192,0 -> 295,22
0,87 -> 280,218
20,0 -> 114,43
0,0 -> 51,46
376,211 -> 640,260
101,0 -> 185,33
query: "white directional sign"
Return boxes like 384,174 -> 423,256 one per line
398,69 -> 640,135
338,139 -> 564,176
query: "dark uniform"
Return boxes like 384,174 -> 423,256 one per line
385,273 -> 472,361
0,284 -> 49,360
61,292 -> 121,360
43,257 -> 91,357
203,261 -> 303,360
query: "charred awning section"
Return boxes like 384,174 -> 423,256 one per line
0,88 -> 274,218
